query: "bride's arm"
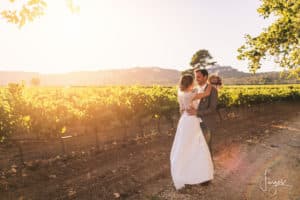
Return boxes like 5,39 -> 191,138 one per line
178,92 -> 185,114
191,84 -> 212,101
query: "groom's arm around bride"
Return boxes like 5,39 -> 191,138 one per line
187,83 -> 218,158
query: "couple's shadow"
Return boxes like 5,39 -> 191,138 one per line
177,181 -> 212,193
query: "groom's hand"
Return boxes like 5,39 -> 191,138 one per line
187,107 -> 197,116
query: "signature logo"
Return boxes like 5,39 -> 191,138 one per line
259,169 -> 292,197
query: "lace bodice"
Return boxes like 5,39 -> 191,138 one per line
177,88 -> 199,111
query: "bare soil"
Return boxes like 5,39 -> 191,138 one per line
1,102 -> 300,200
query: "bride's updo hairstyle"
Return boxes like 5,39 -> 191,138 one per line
179,74 -> 194,91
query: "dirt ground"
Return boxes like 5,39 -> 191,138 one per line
1,102 -> 300,200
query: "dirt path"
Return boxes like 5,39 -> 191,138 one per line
154,109 -> 300,200
1,102 -> 300,200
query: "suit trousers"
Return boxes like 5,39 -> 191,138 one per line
200,122 -> 213,160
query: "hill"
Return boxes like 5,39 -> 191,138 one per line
0,66 -> 298,86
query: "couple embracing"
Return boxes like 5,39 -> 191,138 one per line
170,68 -> 221,190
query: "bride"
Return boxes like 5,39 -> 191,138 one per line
170,74 -> 214,190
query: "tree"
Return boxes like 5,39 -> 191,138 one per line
1,0 -> 79,28
182,49 -> 216,76
190,49 -> 216,68
237,0 -> 300,76
30,77 -> 40,86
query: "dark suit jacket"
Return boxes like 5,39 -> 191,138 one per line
196,85 -> 218,131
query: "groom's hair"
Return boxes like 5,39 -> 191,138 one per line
194,68 -> 209,77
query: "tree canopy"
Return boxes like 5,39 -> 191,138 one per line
0,0 -> 79,28
181,49 -> 216,76
237,0 -> 300,76
190,49 -> 216,69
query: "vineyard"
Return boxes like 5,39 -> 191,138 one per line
0,84 -> 300,143
1,84 -> 300,199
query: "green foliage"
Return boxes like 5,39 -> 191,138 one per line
182,49 -> 216,76
218,84 -> 300,107
1,0 -> 79,28
238,0 -> 300,74
190,49 -> 216,68
0,83 -> 30,141
1,0 -> 47,28
0,84 -> 299,142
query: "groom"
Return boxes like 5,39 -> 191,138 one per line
187,68 -> 218,162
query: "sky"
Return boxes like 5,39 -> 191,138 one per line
0,0 -> 282,74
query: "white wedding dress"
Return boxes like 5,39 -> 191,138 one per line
170,88 -> 214,190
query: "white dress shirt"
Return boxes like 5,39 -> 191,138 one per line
195,83 -> 208,104
197,83 -> 208,93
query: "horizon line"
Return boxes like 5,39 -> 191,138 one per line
0,65 -> 282,75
